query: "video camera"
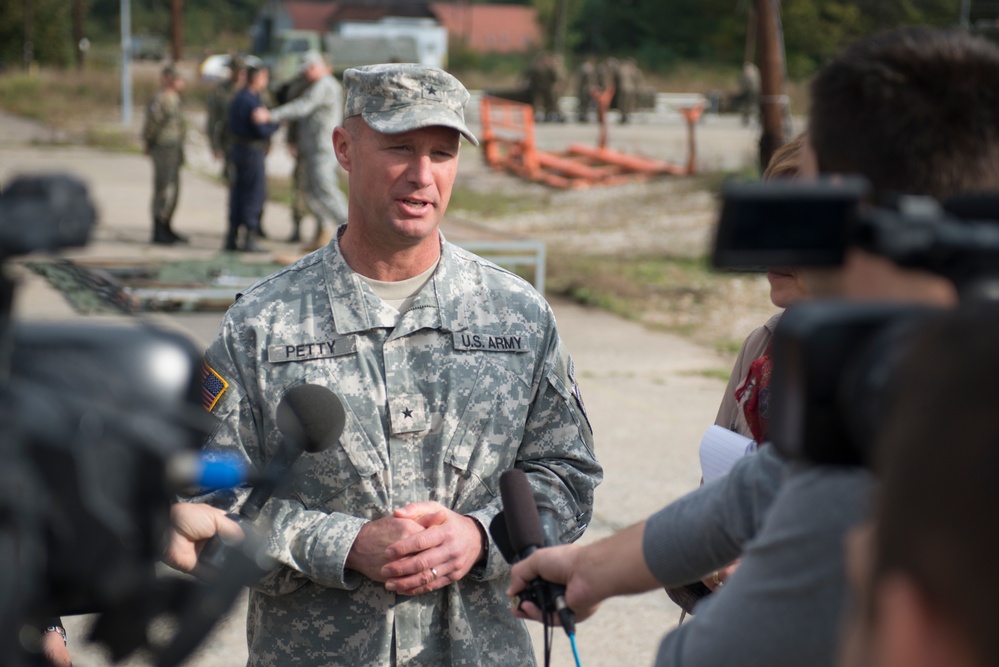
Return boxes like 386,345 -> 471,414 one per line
0,175 -> 261,666
712,177 -> 999,467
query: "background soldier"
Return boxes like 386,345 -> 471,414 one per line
616,57 -> 643,124
253,51 -> 347,252
205,55 -> 246,187
225,65 -> 278,252
142,65 -> 187,245
524,52 -> 564,123
575,55 -> 598,122
274,69 -> 319,244
735,61 -> 761,126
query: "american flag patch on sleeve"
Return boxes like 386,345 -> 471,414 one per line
201,363 -> 229,412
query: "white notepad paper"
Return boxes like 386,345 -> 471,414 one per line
699,425 -> 758,483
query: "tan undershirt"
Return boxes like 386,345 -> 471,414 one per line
358,259 -> 439,325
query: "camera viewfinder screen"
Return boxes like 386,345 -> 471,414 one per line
711,179 -> 865,270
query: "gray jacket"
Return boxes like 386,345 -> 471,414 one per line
644,446 -> 874,667
269,74 -> 342,156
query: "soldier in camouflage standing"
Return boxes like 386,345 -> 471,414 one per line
575,55 -> 598,122
142,65 -> 187,245
253,51 -> 347,252
205,56 -> 246,191
274,69 -> 318,244
735,61 -> 761,126
195,63 -> 602,667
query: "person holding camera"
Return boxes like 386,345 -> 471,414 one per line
837,305 -> 999,667
195,63 -> 601,666
510,26 -> 996,667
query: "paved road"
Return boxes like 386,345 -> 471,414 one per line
1,109 -> 737,667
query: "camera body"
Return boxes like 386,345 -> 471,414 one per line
0,175 -> 224,666
712,177 -> 999,467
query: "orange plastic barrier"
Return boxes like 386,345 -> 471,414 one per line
479,95 -> 702,189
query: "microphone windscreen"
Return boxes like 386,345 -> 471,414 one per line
276,384 -> 347,453
500,469 -> 544,556
534,494 -> 562,547
488,512 -> 517,563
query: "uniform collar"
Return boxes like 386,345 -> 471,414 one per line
323,226 -> 468,335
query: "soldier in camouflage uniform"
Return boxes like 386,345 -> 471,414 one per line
142,65 -> 187,245
274,70 -> 317,244
195,63 -> 602,666
253,51 -> 348,252
205,56 -> 246,186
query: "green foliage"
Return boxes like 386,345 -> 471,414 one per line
0,0 -> 268,67
83,0 -> 267,45
567,0 -> 964,75
0,0 -> 969,76
0,0 -> 74,68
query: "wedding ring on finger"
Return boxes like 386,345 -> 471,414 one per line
712,571 -> 723,588
431,567 -> 439,581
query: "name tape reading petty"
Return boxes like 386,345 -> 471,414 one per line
268,337 -> 358,364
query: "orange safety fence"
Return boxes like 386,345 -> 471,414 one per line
479,95 -> 703,189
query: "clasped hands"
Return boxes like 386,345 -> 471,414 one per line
346,501 -> 486,596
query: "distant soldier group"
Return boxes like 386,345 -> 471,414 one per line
141,51 -> 348,253
524,52 -> 567,122
573,55 -> 646,124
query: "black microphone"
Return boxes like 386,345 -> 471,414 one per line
240,383 -> 346,520
498,469 -> 576,635
196,384 -> 346,575
158,386 -> 347,667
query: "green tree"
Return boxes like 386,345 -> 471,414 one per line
0,0 -> 74,69
781,0 -> 867,77
572,0 -> 744,67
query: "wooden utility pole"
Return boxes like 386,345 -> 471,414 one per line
170,0 -> 183,63
754,0 -> 786,170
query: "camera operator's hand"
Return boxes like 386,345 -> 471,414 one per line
41,629 -> 71,667
507,521 -> 660,626
703,559 -> 740,590
164,503 -> 244,573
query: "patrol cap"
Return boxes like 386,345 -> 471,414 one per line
343,63 -> 478,146
300,49 -> 327,72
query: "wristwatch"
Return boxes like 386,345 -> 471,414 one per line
44,625 -> 67,646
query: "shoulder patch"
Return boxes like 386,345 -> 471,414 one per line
201,363 -> 229,412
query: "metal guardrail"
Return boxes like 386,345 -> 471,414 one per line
456,239 -> 547,296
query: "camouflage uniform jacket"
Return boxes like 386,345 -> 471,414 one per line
205,80 -> 237,154
199,229 -> 602,666
268,74 -> 342,157
142,89 -> 186,151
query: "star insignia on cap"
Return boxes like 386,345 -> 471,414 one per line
425,84 -> 439,98
403,407 -> 413,418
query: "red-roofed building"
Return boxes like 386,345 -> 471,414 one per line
430,3 -> 541,54
254,1 -> 541,57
